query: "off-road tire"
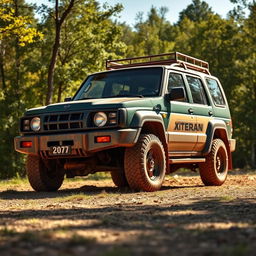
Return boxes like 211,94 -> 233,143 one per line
26,155 -> 64,192
110,169 -> 128,188
199,139 -> 228,186
124,134 -> 166,192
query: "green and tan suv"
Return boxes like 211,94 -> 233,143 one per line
14,52 -> 236,192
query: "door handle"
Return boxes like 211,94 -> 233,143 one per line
208,110 -> 213,116
188,108 -> 194,114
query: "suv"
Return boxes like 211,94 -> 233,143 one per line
14,52 -> 236,192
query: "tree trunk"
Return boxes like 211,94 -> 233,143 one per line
252,141 -> 256,168
0,48 -> 6,89
46,25 -> 61,105
14,0 -> 21,91
57,82 -> 63,102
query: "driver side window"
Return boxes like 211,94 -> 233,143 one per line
168,73 -> 188,102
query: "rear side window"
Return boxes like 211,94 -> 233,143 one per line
168,73 -> 187,102
187,76 -> 208,105
206,78 -> 226,106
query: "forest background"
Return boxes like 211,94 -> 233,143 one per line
0,0 -> 255,178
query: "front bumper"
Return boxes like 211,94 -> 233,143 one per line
229,139 -> 236,152
14,128 -> 140,157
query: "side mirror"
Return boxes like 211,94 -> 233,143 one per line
169,87 -> 186,102
64,97 -> 72,102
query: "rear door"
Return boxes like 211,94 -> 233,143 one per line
167,72 -> 198,153
185,75 -> 213,152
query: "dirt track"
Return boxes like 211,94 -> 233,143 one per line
0,171 -> 255,256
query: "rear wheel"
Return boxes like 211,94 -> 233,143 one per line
26,155 -> 65,192
199,139 -> 228,186
110,169 -> 128,188
124,134 -> 166,192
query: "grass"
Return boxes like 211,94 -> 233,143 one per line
224,244 -> 249,256
0,177 -> 28,185
68,233 -> 96,246
0,172 -> 111,185
102,247 -> 131,256
65,172 -> 111,182
85,172 -> 111,181
0,226 -> 17,236
56,193 -> 90,202
219,195 -> 236,202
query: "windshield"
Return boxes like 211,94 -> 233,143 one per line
74,67 -> 163,100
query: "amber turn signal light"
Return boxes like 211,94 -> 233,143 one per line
21,141 -> 32,148
95,136 -> 111,143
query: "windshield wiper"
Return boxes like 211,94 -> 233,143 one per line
77,95 -> 144,100
105,94 -> 144,98
77,97 -> 98,101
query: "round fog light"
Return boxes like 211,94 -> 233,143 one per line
30,117 -> 41,131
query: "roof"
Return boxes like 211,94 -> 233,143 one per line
106,52 -> 210,75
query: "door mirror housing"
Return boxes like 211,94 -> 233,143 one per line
64,97 -> 72,102
168,87 -> 186,102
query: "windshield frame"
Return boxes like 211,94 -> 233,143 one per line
73,66 -> 165,101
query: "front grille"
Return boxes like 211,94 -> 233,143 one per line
43,113 -> 84,131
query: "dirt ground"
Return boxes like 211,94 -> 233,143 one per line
0,170 -> 255,256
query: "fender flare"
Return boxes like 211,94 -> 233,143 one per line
130,110 -> 166,138
202,120 -> 228,155
203,119 -> 232,169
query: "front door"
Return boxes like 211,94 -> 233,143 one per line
167,72 -> 198,154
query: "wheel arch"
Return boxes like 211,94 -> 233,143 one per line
203,120 -> 232,170
130,111 -> 169,172
140,121 -> 169,173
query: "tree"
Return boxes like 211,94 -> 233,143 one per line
46,0 -> 75,105
122,7 -> 174,57
0,0 -> 42,89
0,0 -> 43,178
178,0 -> 213,23
39,0 -> 125,103
230,1 -> 256,167
44,0 -> 125,104
0,0 -> 42,46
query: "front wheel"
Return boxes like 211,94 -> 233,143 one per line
199,139 -> 228,186
124,134 -> 166,192
26,155 -> 65,192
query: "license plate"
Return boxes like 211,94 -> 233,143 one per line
50,146 -> 71,155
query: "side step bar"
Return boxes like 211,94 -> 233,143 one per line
169,158 -> 206,164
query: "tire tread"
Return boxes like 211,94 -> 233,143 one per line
124,134 -> 166,192
199,139 -> 228,186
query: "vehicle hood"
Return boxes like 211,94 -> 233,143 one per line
25,97 -> 155,115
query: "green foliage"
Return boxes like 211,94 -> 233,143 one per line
123,7 -> 175,56
178,0 -> 213,23
0,0 -> 43,45
230,2 -> 256,167
0,0 -> 255,178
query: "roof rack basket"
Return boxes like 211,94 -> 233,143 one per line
106,52 -> 210,75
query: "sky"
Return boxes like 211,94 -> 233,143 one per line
27,0 -> 237,25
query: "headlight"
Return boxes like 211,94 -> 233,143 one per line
30,117 -> 41,131
94,112 -> 107,127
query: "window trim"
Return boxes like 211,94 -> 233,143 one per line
73,66 -> 165,100
167,71 -> 189,103
186,74 -> 209,106
205,77 -> 227,108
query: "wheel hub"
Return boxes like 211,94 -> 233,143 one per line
146,149 -> 160,180
216,156 -> 221,172
147,156 -> 155,177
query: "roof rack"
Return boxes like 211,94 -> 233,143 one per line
106,52 -> 210,75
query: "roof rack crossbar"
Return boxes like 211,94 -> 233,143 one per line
106,52 -> 210,74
